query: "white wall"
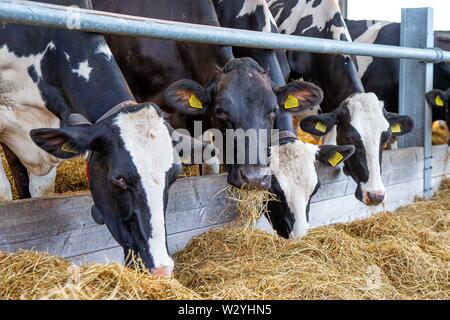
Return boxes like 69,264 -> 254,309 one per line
348,0 -> 450,31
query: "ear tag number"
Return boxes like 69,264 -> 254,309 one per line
284,94 -> 299,109
62,142 -> 79,154
435,95 -> 444,107
315,121 -> 328,133
189,94 -> 203,109
329,151 -> 344,167
391,123 -> 402,134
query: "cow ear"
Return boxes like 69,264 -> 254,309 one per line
164,79 -> 209,115
316,145 -> 355,167
300,112 -> 338,136
30,127 -> 93,159
276,80 -> 323,114
386,114 -> 414,137
426,90 -> 448,109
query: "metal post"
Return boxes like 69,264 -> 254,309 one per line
399,8 -> 434,198
339,0 -> 348,19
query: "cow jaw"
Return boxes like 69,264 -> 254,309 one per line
115,106 -> 174,272
270,140 -> 319,238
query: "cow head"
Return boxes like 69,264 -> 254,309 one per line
426,89 -> 450,123
164,57 -> 323,190
300,93 -> 414,206
260,141 -> 355,238
31,104 -> 190,276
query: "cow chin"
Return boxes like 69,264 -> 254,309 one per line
227,165 -> 272,190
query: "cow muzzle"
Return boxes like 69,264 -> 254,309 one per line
228,165 -> 271,190
363,191 -> 385,206
151,265 -> 174,278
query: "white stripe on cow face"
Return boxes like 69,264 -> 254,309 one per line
237,0 -> 275,32
346,93 -> 389,196
72,59 -> 93,81
354,22 -> 393,79
270,140 -> 319,238
115,106 -> 174,270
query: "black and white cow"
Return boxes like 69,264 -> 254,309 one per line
92,0 -> 318,190
0,0 -> 208,276
345,19 -> 450,137
268,0 -> 414,206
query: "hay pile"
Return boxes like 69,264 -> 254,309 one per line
1,148 -> 89,200
0,251 -> 198,300
0,180 -> 448,300
175,179 -> 449,300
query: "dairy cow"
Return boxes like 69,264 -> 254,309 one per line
93,0 -> 321,190
268,0 -> 414,206
0,0 -> 210,276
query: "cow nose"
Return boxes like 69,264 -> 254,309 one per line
151,265 -> 174,278
365,192 -> 385,206
240,168 -> 271,190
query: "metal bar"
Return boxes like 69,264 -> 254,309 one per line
0,0 -> 449,63
339,0 -> 348,19
399,8 -> 434,198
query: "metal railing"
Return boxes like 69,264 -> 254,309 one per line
0,0 -> 449,63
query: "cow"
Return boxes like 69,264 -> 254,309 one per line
0,0 -> 209,276
345,19 -> 450,141
268,0 -> 414,206
92,0 -> 320,191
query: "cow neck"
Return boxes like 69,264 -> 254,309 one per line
68,100 -> 137,126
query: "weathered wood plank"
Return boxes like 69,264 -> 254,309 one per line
0,146 -> 448,265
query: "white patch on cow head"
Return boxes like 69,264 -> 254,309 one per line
115,106 -> 174,270
270,140 -> 319,238
72,60 -> 92,81
354,22 -> 393,79
346,93 -> 389,196
237,0 -> 274,32
94,42 -> 113,61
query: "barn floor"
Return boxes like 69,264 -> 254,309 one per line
0,179 -> 448,300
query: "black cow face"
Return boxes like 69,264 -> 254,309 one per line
262,142 -> 355,239
164,58 -> 323,190
301,93 -> 414,206
31,104 -> 183,276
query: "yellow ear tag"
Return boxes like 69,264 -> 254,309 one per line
284,94 -> 299,109
61,142 -> 79,154
328,151 -> 344,167
189,94 -> 203,109
391,123 -> 402,134
435,95 -> 444,107
315,121 -> 328,133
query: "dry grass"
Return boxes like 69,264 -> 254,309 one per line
225,186 -> 278,229
1,148 -> 89,200
0,179 -> 448,300
0,251 -> 198,300
175,179 -> 450,300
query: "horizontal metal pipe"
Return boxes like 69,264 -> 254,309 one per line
0,0 -> 449,63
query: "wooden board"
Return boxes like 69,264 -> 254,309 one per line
0,146 -> 448,265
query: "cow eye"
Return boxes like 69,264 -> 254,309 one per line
215,106 -> 226,117
111,175 -> 128,190
268,108 -> 277,120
